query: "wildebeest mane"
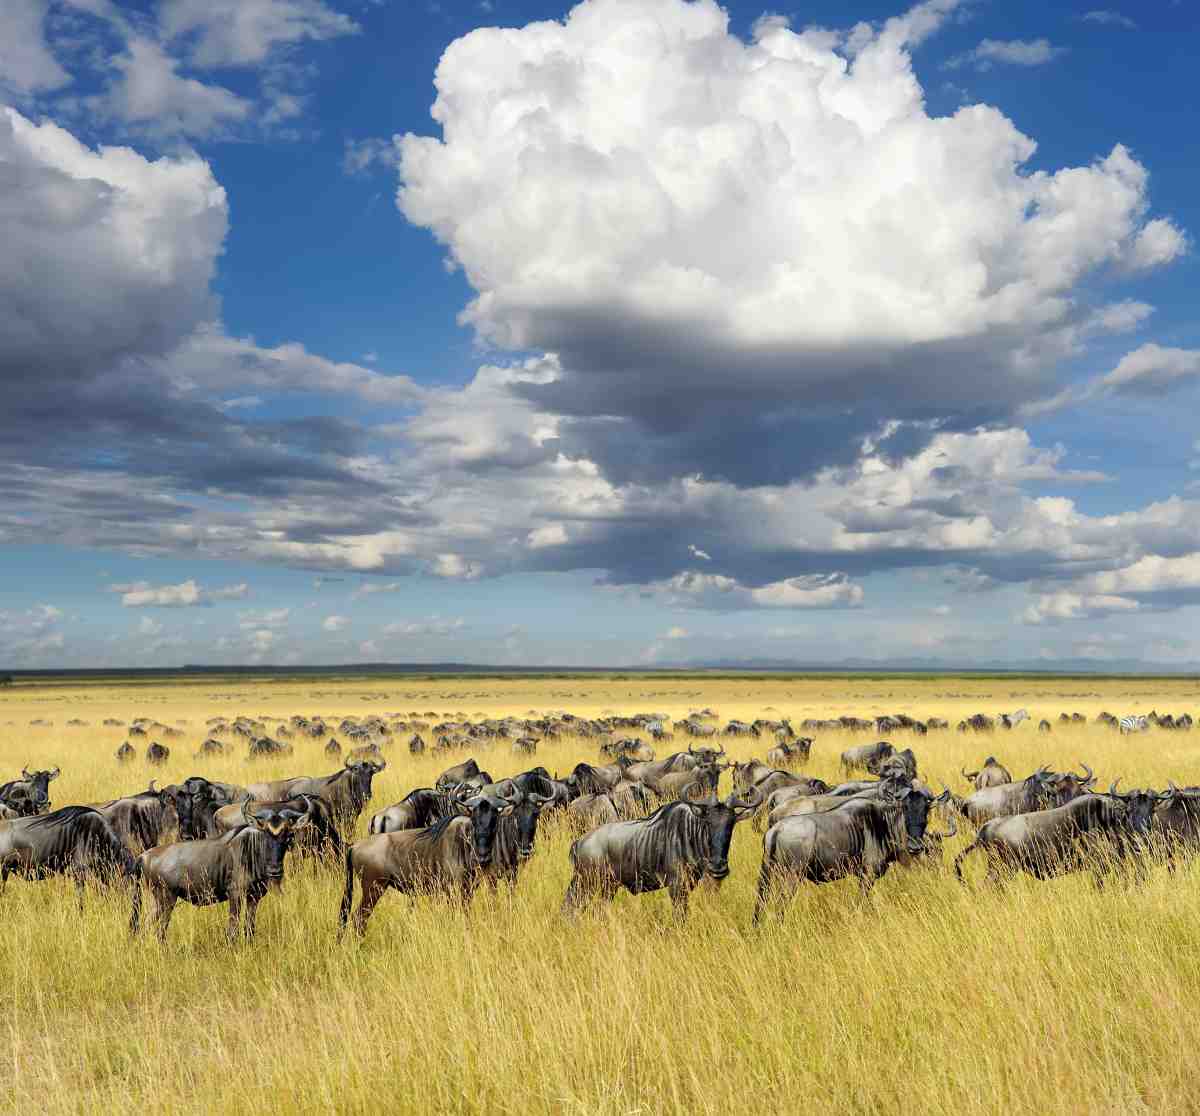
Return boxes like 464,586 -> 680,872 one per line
414,812 -> 461,845
24,804 -> 99,830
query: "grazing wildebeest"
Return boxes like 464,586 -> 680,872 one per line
146,742 -> 170,766
93,781 -> 192,855
732,759 -> 773,791
134,799 -> 313,942
0,766 -> 60,817
840,742 -> 893,775
873,747 -> 916,780
247,736 -> 292,758
409,733 -> 426,755
960,764 -> 1094,827
752,786 -> 952,923
767,737 -> 812,769
567,793 -> 621,833
116,742 -> 137,763
368,787 -> 464,834
561,792 -> 759,921
347,741 -> 384,765
954,785 -> 1163,887
339,795 -> 514,937
246,757 -> 385,837
512,736 -> 540,755
645,761 -> 724,801
0,806 -> 138,908
324,737 -> 342,758
961,757 -> 1012,791
196,738 -> 225,757
1038,719 -> 1052,734
568,760 -> 634,797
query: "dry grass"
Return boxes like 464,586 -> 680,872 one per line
3,673 -> 1200,1114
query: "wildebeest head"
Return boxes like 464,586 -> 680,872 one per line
689,790 -> 759,880
11,765 -> 60,815
864,743 -> 896,775
458,795 -> 515,867
149,780 -> 194,838
343,756 -> 386,809
688,744 -> 724,765
1107,779 -> 1169,837
241,798 -> 312,881
1049,762 -> 1096,803
885,784 -> 951,854
509,791 -> 553,860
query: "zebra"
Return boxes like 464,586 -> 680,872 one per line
999,708 -> 1030,730
1119,715 -> 1149,735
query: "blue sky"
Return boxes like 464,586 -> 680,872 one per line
1,0 -> 1198,668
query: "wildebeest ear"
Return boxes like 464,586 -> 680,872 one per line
49,766 -> 60,780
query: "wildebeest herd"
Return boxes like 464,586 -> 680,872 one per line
3,704 -> 1198,942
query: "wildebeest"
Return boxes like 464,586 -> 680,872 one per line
0,766 -> 60,817
0,805 -> 138,907
116,742 -> 136,763
485,791 -> 552,889
1153,783 -> 1200,871
196,738 -> 225,757
324,737 -> 342,757
566,793 -> 621,833
368,787 -> 464,834
211,793 -> 342,858
247,736 -> 292,758
338,795 -> 514,937
561,792 -> 759,921
134,799 -> 313,942
961,757 -> 1012,791
752,786 -> 952,923
960,764 -> 1094,827
732,759 -> 773,791
840,742 -> 893,775
874,747 -> 916,780
435,758 -> 489,794
146,742 -> 170,765
246,757 -> 385,837
767,738 -> 812,769
408,733 -> 426,755
92,781 -> 192,855
643,761 -> 724,802
511,736 -> 540,755
1038,719 -> 1052,734
953,785 -> 1163,887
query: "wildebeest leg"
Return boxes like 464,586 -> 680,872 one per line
243,896 -> 260,940
226,895 -> 242,943
560,872 -> 591,919
751,863 -> 773,926
668,876 -> 691,922
153,890 -> 177,943
353,876 -> 388,936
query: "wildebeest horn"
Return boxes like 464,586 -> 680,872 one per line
48,766 -> 60,780
147,779 -> 158,794
934,784 -> 952,806
1108,778 -> 1122,796
21,767 -> 30,779
1077,761 -> 1094,783
961,767 -> 978,781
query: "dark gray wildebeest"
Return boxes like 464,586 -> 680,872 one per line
752,786 -> 952,924
247,735 -> 292,758
246,757 -> 385,839
960,764 -> 1094,827
566,793 -> 621,834
840,741 -> 893,775
485,791 -> 553,890
874,747 -> 917,781
146,742 -> 170,765
134,799 -> 313,942
0,766 -> 60,817
961,756 -> 1012,791
642,761 -> 725,802
766,738 -> 812,769
92,781 -> 193,855
511,736 -> 540,755
1153,783 -> 1200,871
368,787 -> 465,834
568,759 -> 634,797
1038,720 -> 1052,734
953,784 -> 1164,888
116,742 -> 137,763
434,758 -> 490,794
210,793 -> 342,859
0,805 -> 139,909
324,737 -> 342,757
408,733 -> 426,755
347,741 -> 384,765
196,738 -> 226,757
338,795 -> 514,937
560,792 -> 759,921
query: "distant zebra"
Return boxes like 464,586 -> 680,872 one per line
1119,715 -> 1149,735
1000,709 -> 1030,730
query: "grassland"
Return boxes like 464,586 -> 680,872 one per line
4,672 -> 1200,1115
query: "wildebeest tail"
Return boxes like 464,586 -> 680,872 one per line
338,844 -> 356,930
953,841 -> 979,883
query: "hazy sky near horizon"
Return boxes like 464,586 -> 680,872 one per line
1,0 -> 1198,669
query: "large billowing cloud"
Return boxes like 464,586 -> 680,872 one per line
395,0 -> 1183,485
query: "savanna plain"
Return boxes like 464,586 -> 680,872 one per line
4,672 -> 1200,1115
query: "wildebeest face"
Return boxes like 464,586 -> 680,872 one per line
344,758 -> 386,807
512,795 -> 548,860
18,766 -> 59,814
461,796 -> 512,867
1108,780 -> 1168,837
893,788 -> 935,854
696,794 -> 757,879
244,803 -> 310,880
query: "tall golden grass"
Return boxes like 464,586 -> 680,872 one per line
3,674 -> 1200,1114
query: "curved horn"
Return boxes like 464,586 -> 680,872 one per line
21,767 -> 30,779
931,811 -> 958,839
1108,778 -> 1122,797
48,766 -> 60,780
961,767 -> 978,781
1077,761 -> 1094,783
147,779 -> 158,794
